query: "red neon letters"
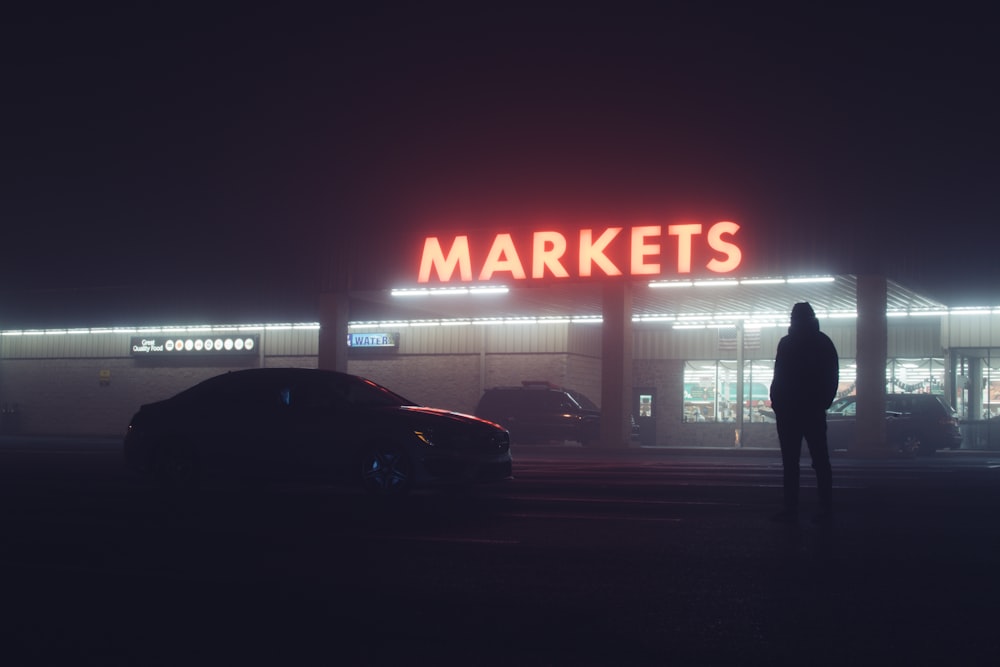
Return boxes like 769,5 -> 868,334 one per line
417,222 -> 742,283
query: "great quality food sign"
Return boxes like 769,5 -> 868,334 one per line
130,334 -> 259,356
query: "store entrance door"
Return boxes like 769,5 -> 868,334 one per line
634,388 -> 656,446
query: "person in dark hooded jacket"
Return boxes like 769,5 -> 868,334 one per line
769,302 -> 839,523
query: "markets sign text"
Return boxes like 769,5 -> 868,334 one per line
417,222 -> 741,283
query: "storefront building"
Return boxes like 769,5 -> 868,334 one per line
3,222 -> 1000,452
3,276 -> 1000,452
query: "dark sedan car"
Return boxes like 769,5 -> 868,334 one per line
826,393 -> 962,456
124,368 -> 512,496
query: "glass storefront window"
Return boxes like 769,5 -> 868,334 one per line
888,358 -> 945,395
683,360 -> 776,424
684,358 -> 883,423
954,351 -> 997,420
683,361 -> 719,422
985,356 -> 1000,419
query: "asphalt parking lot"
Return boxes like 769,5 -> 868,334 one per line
2,436 -> 1000,665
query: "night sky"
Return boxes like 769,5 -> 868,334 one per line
2,4 -> 998,327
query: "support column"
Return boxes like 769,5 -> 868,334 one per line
968,357 -> 983,420
854,274 -> 888,457
318,291 -> 349,372
599,280 -> 633,448
735,320 -> 745,447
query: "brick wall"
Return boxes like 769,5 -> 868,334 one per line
0,326 -> 778,447
0,358 -> 263,436
631,358 -> 779,448
348,354 -> 482,415
351,352 -> 604,416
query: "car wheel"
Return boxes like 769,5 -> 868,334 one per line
918,440 -> 938,457
895,433 -> 921,457
153,441 -> 200,491
360,443 -> 413,496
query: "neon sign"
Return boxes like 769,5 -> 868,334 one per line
418,222 -> 741,283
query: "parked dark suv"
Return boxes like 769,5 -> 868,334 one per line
827,393 -> 962,456
475,381 -> 601,445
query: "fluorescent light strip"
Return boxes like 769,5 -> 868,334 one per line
391,285 -> 509,297
787,276 -> 835,284
0,322 -> 321,335
650,275 -> 835,288
468,286 -> 509,295
739,278 -> 786,285
693,280 -> 739,287
353,322 -> 410,328
429,288 -> 468,296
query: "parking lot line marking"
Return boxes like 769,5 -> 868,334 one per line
505,512 -> 683,522
370,535 -> 521,545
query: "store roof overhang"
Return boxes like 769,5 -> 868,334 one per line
0,274 -> 955,334
346,275 -> 950,326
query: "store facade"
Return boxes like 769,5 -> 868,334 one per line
3,277 -> 1000,452
3,222 -> 1000,451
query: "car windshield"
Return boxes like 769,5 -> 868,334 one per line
347,377 -> 416,407
567,390 -> 599,411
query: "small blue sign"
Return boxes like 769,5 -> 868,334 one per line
347,332 -> 399,349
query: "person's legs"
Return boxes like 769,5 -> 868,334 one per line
776,416 -> 803,516
804,411 -> 833,520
